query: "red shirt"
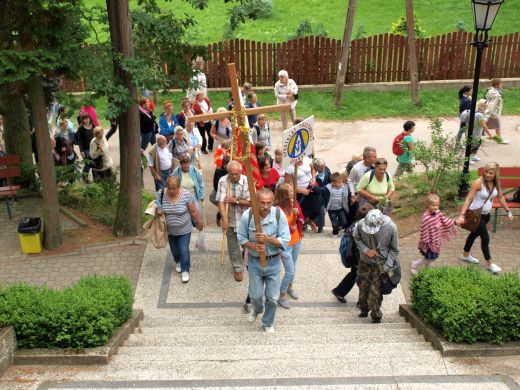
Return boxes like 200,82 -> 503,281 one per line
262,168 -> 280,192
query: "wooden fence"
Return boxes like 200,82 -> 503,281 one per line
62,31 -> 520,92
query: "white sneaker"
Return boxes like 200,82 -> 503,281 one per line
500,139 -> 510,144
175,262 -> 181,273
488,263 -> 502,274
181,271 -> 190,283
471,156 -> 480,162
469,160 -> 476,165
262,325 -> 275,333
461,254 -> 480,264
247,310 -> 258,323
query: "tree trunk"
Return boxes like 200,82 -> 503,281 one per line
26,75 -> 62,249
406,0 -> 420,106
106,0 -> 142,236
0,84 -> 35,185
333,0 -> 357,107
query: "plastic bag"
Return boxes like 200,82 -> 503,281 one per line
195,231 -> 209,252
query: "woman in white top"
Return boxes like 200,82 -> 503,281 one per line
274,70 -> 298,130
457,162 -> 514,273
186,58 -> 207,103
89,127 -> 113,181
285,156 -> 320,231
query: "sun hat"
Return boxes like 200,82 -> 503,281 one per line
361,209 -> 385,234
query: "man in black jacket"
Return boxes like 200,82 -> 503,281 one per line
313,157 -> 331,233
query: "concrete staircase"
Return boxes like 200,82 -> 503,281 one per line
1,228 -> 516,389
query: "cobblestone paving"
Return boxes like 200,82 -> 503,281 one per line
0,197 -> 146,292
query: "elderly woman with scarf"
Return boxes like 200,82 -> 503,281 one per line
54,119 -> 76,166
354,209 -> 400,323
170,126 -> 191,169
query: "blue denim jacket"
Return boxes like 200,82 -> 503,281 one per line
237,207 -> 290,258
171,165 -> 205,201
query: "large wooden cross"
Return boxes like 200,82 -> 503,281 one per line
188,63 -> 291,267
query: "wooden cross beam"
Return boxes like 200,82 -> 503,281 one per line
188,63 -> 291,267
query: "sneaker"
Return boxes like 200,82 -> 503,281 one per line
247,310 -> 258,323
499,139 -> 510,144
242,303 -> 253,314
181,271 -> 189,283
287,288 -> 300,300
175,262 -> 181,273
262,325 -> 275,333
488,263 -> 502,274
359,311 -> 368,318
469,160 -> 476,165
471,156 -> 481,162
278,298 -> 290,309
317,227 -> 323,233
332,290 -> 347,304
461,254 -> 480,264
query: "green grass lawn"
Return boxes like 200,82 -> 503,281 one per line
88,87 -> 520,125
83,0 -> 520,45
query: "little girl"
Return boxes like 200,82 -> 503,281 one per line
411,193 -> 458,274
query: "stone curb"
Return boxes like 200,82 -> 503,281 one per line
399,304 -> 520,357
13,309 -> 144,365
0,327 -> 16,376
80,239 -> 147,254
59,206 -> 87,227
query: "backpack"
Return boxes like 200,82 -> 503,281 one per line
511,188 -> 520,203
339,222 -> 359,268
392,132 -> 406,156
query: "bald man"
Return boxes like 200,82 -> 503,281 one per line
147,135 -> 173,190
216,161 -> 252,281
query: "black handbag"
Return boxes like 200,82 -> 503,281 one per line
369,234 -> 396,296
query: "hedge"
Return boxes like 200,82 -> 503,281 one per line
411,266 -> 520,344
0,275 -> 133,349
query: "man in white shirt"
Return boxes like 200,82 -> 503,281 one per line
147,135 -> 173,191
347,147 -> 377,215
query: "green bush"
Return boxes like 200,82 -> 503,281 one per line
0,276 -> 133,349
411,266 -> 520,344
390,13 -> 425,37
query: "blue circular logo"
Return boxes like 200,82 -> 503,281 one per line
287,128 -> 310,159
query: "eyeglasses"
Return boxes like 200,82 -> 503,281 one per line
375,159 -> 388,166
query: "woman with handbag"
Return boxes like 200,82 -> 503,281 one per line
457,162 -> 514,273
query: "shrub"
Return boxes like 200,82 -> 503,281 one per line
391,13 -> 425,37
411,266 -> 520,344
0,276 -> 133,349
290,19 -> 328,39
413,118 -> 465,200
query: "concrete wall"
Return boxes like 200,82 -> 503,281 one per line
0,327 -> 16,375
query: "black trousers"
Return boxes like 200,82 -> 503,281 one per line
328,208 -> 348,234
332,265 -> 358,298
198,122 -> 213,152
463,213 -> 491,260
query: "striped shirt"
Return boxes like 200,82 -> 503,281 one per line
418,211 -> 457,254
216,174 -> 250,232
327,186 -> 345,210
155,189 -> 195,236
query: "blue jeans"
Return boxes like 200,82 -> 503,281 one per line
168,232 -> 191,272
248,256 -> 281,328
155,168 -> 172,191
140,132 -> 156,150
280,240 -> 302,293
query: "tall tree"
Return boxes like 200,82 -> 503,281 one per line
406,0 -> 420,106
0,0 -> 89,248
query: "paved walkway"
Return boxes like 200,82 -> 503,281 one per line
0,197 -> 146,292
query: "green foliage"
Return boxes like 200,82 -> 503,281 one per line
413,119 -> 464,200
291,19 -> 328,39
0,276 -> 133,349
354,25 -> 367,40
456,20 -> 467,32
411,266 -> 520,344
390,13 -> 426,37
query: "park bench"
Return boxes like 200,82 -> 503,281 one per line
0,154 -> 21,219
478,166 -> 520,233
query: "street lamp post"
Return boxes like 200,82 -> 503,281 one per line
458,0 -> 505,198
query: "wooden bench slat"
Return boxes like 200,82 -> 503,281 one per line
0,155 -> 21,165
0,167 -> 21,179
0,190 -> 18,197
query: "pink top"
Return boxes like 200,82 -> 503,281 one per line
80,106 -> 99,127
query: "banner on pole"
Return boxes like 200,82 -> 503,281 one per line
282,115 -> 315,168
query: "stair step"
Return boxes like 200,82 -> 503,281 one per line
102,356 -> 448,378
125,331 -> 424,347
136,322 -> 411,334
116,343 -> 436,361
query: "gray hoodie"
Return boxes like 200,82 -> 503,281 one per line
354,215 -> 401,285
